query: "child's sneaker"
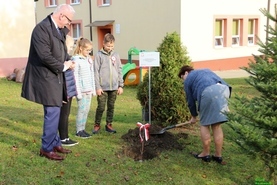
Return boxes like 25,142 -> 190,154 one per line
83,130 -> 91,137
76,130 -> 91,138
92,124 -> 101,134
105,123 -> 116,133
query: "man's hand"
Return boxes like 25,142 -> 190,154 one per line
69,61 -> 75,70
64,60 -> 73,69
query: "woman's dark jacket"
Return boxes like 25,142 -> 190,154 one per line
64,69 -> 77,99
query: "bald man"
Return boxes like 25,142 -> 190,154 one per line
22,4 -> 75,160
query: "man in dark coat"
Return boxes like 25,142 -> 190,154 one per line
21,4 -> 75,161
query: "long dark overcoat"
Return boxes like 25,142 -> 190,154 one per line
21,14 -> 70,107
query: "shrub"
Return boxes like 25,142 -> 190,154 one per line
136,32 -> 191,125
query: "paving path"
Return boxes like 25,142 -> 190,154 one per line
214,70 -> 250,79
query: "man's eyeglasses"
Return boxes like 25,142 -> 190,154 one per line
63,14 -> 72,23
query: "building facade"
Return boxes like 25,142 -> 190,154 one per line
0,0 -> 36,77
0,0 -> 276,77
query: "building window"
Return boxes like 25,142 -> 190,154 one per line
46,0 -> 57,7
97,0 -> 112,6
215,19 -> 225,48
71,23 -> 82,41
70,0 -> 80,4
248,19 -> 257,46
103,0 -> 110,5
232,19 -> 241,47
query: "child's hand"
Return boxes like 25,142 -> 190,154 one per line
117,87 -> 123,95
96,89 -> 103,96
76,94 -> 82,101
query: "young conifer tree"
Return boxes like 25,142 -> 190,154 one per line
136,32 -> 191,125
227,8 -> 277,182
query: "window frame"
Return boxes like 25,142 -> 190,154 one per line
97,0 -> 112,7
70,23 -> 82,42
248,19 -> 256,46
48,0 -> 57,7
215,36 -> 224,48
102,0 -> 110,6
232,19 -> 241,47
214,19 -> 225,48
70,0 -> 80,5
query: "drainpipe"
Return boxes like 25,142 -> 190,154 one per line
266,0 -> 270,44
89,0 -> 92,41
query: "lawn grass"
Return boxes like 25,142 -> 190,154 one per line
0,77 -> 272,185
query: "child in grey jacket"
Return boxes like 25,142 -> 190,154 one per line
93,33 -> 124,134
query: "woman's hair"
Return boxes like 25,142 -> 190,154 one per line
103,33 -> 115,44
73,37 -> 92,55
178,65 -> 194,78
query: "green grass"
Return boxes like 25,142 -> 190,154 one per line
0,78 -> 272,185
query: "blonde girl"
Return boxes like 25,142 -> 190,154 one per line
72,38 -> 96,138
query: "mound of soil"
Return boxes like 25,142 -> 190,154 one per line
121,124 -> 188,161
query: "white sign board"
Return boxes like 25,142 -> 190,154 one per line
115,24 -> 120,34
139,52 -> 160,67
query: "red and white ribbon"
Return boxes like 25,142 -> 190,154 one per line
137,122 -> 150,142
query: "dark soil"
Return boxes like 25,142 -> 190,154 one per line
121,124 -> 189,161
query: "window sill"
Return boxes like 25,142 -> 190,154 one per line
47,5 -> 57,8
214,46 -> 224,49
99,4 -> 110,7
70,3 -> 80,5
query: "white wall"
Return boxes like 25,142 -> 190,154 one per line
180,0 -> 273,62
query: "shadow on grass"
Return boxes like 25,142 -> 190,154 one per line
0,105 -> 42,148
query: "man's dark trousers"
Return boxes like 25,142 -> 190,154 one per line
42,106 -> 62,152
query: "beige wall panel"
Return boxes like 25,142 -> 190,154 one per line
91,0 -> 181,59
0,0 -> 35,58
0,0 -> 36,77
33,0 -> 277,71
35,1 -> 91,40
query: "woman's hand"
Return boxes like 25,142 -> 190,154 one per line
189,116 -> 197,124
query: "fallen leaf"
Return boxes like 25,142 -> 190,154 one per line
56,171 -> 64,178
12,145 -> 18,151
124,175 -> 129,181
74,153 -> 81,157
